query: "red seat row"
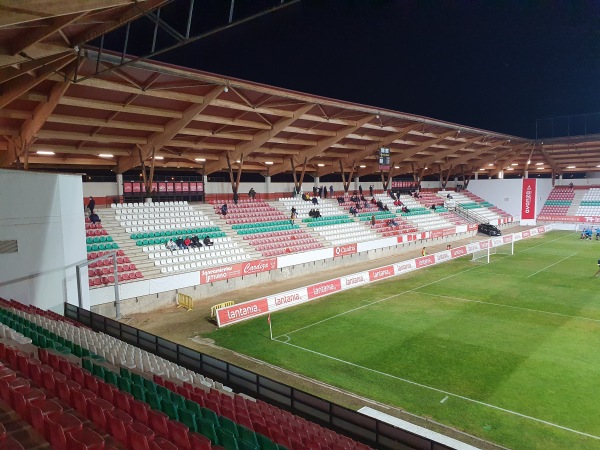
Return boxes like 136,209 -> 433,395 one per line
89,272 -> 143,286
87,250 -> 125,260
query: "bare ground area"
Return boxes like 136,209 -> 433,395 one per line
125,228 -> 530,450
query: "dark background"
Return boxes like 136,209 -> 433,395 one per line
129,0 -> 600,139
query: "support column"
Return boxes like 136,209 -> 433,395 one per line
265,176 -> 271,197
354,176 -> 360,192
498,170 -> 504,179
116,173 -> 124,197
314,176 -> 320,185
524,170 -> 529,179
474,171 -> 479,180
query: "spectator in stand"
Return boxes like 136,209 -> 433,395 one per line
87,196 -> 95,214
371,214 -> 376,227
312,196 -> 318,205
291,206 -> 297,217
447,193 -> 453,199
183,236 -> 191,248
232,191 -> 239,205
393,199 -> 401,207
371,197 -> 377,205
569,182 -> 574,188
337,196 -> 345,205
360,194 -> 366,202
290,210 -> 297,225
387,218 -> 398,227
376,200 -> 384,211
166,239 -> 177,252
315,209 -> 321,219
313,186 -> 318,196
303,192 -> 310,202
359,185 -> 363,196
349,206 -> 357,217
203,235 -> 213,246
330,185 -> 334,198
355,202 -> 362,210
383,204 -> 390,212
191,235 -> 201,248
221,204 -> 228,216
319,186 -> 323,198
175,237 -> 185,249
248,187 -> 256,200
363,200 -> 369,209
90,212 -> 101,225
431,204 -> 436,211
369,185 -> 374,197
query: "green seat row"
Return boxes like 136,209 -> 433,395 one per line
398,209 -> 431,217
232,220 -> 290,230
303,214 -> 348,222
237,224 -> 298,235
87,243 -> 119,252
580,201 -> 600,206
359,212 -> 396,221
544,200 -> 571,206
136,231 -> 226,246
86,236 -> 114,244
479,202 -> 494,207
131,227 -> 219,240
434,207 -> 448,213
307,218 -> 354,227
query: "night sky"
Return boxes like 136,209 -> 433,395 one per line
144,1 -> 600,139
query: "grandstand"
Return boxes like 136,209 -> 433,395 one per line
2,2 -> 600,449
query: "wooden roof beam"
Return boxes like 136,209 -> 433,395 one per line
10,12 -> 87,55
117,86 -> 224,173
391,130 -> 456,166
489,145 -> 530,177
0,51 -> 73,84
412,136 -> 482,169
203,103 -> 314,175
539,143 -> 562,174
0,54 -> 74,109
267,114 -> 375,176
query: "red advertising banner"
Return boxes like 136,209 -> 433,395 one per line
182,183 -> 189,192
197,182 -> 204,192
152,182 -> 158,192
450,246 -> 468,258
467,224 -> 479,231
217,298 -> 269,326
158,182 -> 167,192
200,258 -> 277,284
307,279 -> 342,299
521,179 -> 536,220
174,182 -> 182,192
189,182 -> 197,192
522,230 -> 530,238
123,182 -> 132,193
537,215 -> 600,223
132,183 -> 141,193
334,243 -> 357,257
166,183 -> 174,192
415,255 -> 436,268
368,265 -> 395,281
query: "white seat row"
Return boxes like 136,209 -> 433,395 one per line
126,223 -> 212,233
142,237 -> 231,253
160,254 -> 249,273
149,242 -> 238,259
112,201 -> 188,208
4,306 -> 232,392
155,248 -> 245,266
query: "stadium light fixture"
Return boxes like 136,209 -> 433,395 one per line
488,163 -> 494,166
317,163 -> 325,167
511,163 -> 518,166
567,165 -> 576,169
99,154 -> 113,158
537,167 -> 544,170
359,165 -> 366,168
264,161 -> 273,165
36,150 -> 55,155
154,156 -> 164,160
394,165 -> 399,169
535,162 -> 543,165
194,158 -> 205,162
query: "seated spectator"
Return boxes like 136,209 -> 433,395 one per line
166,239 -> 177,252
388,190 -> 395,199
175,237 -> 185,249
312,196 -> 318,205
393,200 -> 401,206
90,212 -> 101,224
248,187 -> 256,200
383,204 -> 389,212
191,235 -> 201,247
431,204 -> 436,211
290,210 -> 297,225
371,197 -> 377,205
376,201 -> 385,211
314,209 -> 321,219
360,194 -> 366,202
183,236 -> 191,248
337,196 -> 345,205
370,214 -> 376,227
446,193 -> 453,199
203,235 -> 213,246
355,202 -> 361,210
387,218 -> 398,227
349,206 -> 357,217
221,204 -> 228,216
350,195 -> 358,203
363,200 -> 368,209
303,192 -> 311,202
291,206 -> 297,216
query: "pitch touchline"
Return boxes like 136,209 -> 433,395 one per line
274,231 -> 575,340
418,291 -> 600,324
274,339 -> 600,441
526,252 -> 578,278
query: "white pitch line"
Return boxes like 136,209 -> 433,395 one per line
274,231 -> 576,340
526,252 -> 578,278
418,291 -> 600,324
440,396 -> 449,404
273,338 -> 600,441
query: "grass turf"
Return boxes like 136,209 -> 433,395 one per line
207,231 -> 600,449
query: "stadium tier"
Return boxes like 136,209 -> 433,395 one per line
0,297 -> 373,450
537,186 -> 600,221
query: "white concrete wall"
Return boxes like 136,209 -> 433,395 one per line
82,182 -> 118,198
467,179 -> 524,218
0,170 -> 88,313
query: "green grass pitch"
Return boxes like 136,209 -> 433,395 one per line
208,231 -> 600,449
